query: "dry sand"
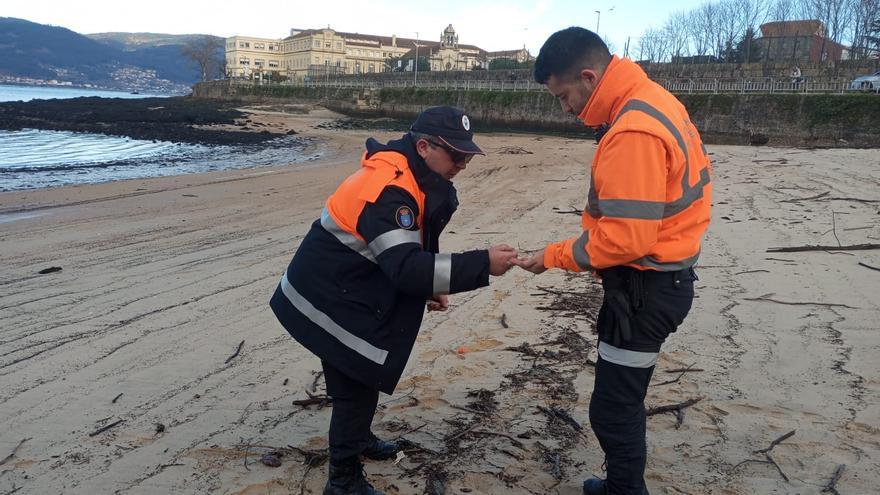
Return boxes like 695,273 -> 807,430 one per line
1,107 -> 878,495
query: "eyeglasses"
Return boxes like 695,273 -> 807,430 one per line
427,139 -> 473,165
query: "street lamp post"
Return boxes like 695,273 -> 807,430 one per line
595,7 -> 614,36
413,32 -> 419,86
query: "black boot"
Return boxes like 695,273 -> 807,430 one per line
323,457 -> 384,495
583,477 -> 607,495
361,432 -> 400,461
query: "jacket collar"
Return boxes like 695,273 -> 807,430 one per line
577,55 -> 650,128
364,134 -> 452,196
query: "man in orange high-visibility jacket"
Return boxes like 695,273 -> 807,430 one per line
514,28 -> 711,495
271,106 -> 518,495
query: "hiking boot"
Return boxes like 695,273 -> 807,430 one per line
583,477 -> 607,495
322,457 -> 384,495
361,432 -> 400,461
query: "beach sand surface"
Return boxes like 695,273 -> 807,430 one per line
1,108 -> 878,494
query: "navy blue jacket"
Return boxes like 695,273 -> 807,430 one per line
270,134 -> 490,393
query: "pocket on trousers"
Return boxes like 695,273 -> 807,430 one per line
598,289 -> 635,346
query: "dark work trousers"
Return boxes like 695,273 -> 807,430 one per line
321,360 -> 380,464
589,266 -> 696,495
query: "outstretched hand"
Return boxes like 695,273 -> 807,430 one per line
512,248 -> 548,274
488,244 -> 518,276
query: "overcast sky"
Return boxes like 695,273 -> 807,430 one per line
5,0 -> 707,56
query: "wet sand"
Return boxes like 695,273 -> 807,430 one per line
1,107 -> 878,494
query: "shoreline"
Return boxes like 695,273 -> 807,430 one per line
0,96 -> 290,146
0,103 -> 334,194
0,107 -> 361,213
0,109 -> 878,494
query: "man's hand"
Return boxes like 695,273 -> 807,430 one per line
488,244 -> 518,276
426,295 -> 449,312
512,248 -> 548,274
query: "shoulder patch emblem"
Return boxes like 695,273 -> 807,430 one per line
395,206 -> 415,229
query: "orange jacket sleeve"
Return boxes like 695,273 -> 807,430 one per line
544,131 -> 669,272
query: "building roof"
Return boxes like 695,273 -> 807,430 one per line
487,49 -> 525,56
397,43 -> 489,59
284,28 -> 418,48
279,26 -> 524,60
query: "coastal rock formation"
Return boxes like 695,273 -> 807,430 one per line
0,96 -> 280,145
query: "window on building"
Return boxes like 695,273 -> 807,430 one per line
336,42 -> 342,49
369,64 -> 375,73
255,43 -> 265,49
313,40 -> 320,48
239,58 -> 250,65
269,60 -> 279,68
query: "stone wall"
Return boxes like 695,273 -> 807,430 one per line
193,81 -> 880,147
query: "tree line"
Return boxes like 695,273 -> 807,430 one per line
633,0 -> 880,62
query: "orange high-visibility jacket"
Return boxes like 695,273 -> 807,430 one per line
544,56 -> 712,272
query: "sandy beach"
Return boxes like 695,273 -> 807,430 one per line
1,107 -> 878,494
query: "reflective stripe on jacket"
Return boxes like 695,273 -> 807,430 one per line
270,135 -> 490,394
544,55 -> 712,273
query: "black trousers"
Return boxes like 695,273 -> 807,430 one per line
589,266 -> 696,495
321,360 -> 380,464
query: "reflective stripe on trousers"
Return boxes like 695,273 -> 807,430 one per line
598,341 -> 658,369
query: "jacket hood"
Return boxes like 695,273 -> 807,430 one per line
364,133 -> 450,190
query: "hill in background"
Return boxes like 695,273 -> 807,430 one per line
0,18 -> 224,93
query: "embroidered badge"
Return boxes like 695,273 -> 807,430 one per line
461,115 -> 470,131
396,206 -> 415,229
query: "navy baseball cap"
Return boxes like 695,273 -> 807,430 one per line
410,106 -> 484,155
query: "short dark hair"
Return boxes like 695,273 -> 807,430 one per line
534,27 -> 612,84
409,131 -> 434,143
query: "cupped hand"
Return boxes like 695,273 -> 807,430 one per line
511,248 -> 548,274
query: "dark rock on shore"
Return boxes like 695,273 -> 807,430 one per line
0,96 -> 280,146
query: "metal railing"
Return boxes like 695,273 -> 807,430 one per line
658,77 -> 879,94
227,76 -> 879,94
297,78 -> 544,92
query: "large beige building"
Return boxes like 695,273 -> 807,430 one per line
225,36 -> 283,78
225,25 -> 531,80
